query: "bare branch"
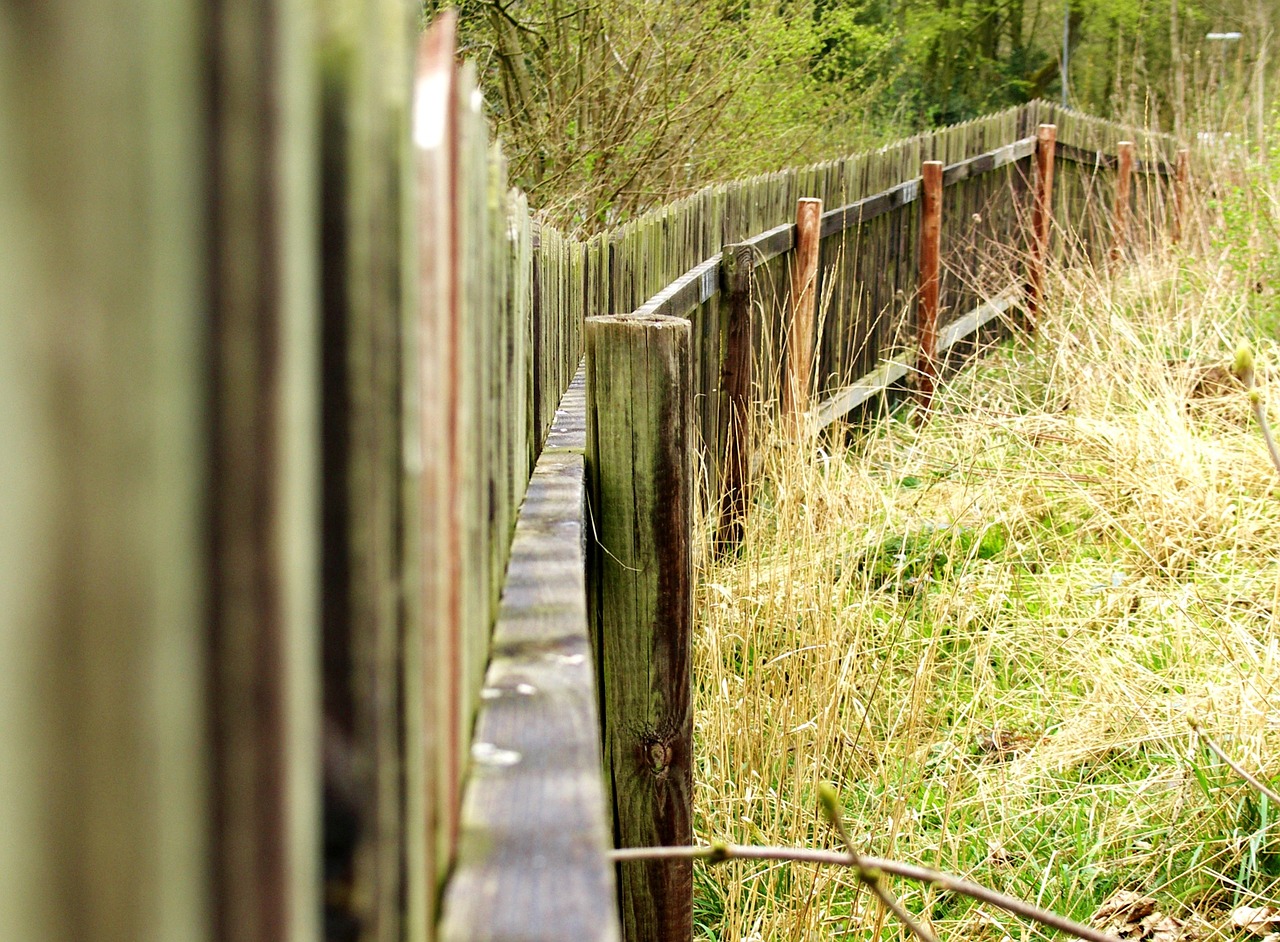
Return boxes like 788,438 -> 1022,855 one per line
609,843 -> 1122,942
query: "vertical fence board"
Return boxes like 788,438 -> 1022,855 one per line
208,0 -> 321,939
0,2 -> 212,939
587,315 -> 695,942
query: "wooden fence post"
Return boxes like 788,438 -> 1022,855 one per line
782,198 -> 822,430
1028,124 -> 1057,329
918,161 -> 943,405
1173,147 -> 1190,245
586,314 -> 694,942
1111,141 -> 1135,263
717,243 -> 753,551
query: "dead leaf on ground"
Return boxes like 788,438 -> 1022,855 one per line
1232,906 -> 1280,937
1092,891 -> 1196,942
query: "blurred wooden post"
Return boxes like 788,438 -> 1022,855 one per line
1172,147 -> 1190,245
586,314 -> 694,942
717,243 -> 753,551
1027,124 -> 1057,329
414,13 -> 460,932
0,0 -> 217,937
917,161 -> 943,406
782,198 -> 822,430
1111,141 -> 1135,263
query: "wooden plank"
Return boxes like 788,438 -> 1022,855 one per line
810,292 -> 1015,432
809,354 -> 914,430
632,253 -> 721,318
545,365 -> 587,453
716,243 -> 754,551
917,162 -> 942,406
0,1 -> 211,938
413,14 -> 461,935
1027,124 -> 1057,328
940,135 -> 1036,186
1173,147 -> 1190,244
1111,141 -> 1134,263
1056,141 -> 1173,176
782,198 -> 822,428
937,292 -> 1017,352
819,179 -> 920,239
438,444 -> 620,942
207,0 -> 321,938
741,221 -> 796,262
586,314 -> 694,942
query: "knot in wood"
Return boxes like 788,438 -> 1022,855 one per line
645,739 -> 673,775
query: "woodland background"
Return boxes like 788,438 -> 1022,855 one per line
424,0 -> 1274,232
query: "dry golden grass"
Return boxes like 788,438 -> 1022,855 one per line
693,212 -> 1280,940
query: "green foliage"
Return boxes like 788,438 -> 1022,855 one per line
427,0 -> 1278,229
857,522 -> 1008,590
1210,129 -> 1280,337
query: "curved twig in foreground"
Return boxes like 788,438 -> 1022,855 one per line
609,842 -> 1120,942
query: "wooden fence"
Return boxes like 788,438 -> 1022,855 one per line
0,4 -> 1188,942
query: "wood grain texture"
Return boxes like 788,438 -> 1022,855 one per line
717,244 -> 754,551
1028,124 -> 1057,328
917,161 -> 943,405
438,446 -> 620,942
585,314 -> 694,942
782,198 -> 822,427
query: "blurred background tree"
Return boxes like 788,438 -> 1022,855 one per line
423,0 -> 1276,232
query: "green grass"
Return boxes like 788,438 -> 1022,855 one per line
693,212 -> 1280,941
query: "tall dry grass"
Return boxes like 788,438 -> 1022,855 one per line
692,136 -> 1280,941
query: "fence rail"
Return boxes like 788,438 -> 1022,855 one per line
0,4 -> 1192,942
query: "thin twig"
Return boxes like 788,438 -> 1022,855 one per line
1232,345 -> 1280,476
609,843 -> 1120,942
1190,719 -> 1280,807
1249,393 -> 1280,477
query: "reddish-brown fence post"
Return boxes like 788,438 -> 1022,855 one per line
1173,147 -> 1190,245
1027,124 -> 1057,329
586,313 -> 694,942
1111,141 -> 1135,263
718,243 -> 753,551
917,161 -> 943,406
782,198 -> 822,432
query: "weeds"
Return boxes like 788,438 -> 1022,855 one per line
693,152 -> 1280,940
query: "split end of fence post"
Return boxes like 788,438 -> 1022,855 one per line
782,197 -> 822,436
585,313 -> 694,942
1027,123 -> 1057,330
917,161 -> 943,407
